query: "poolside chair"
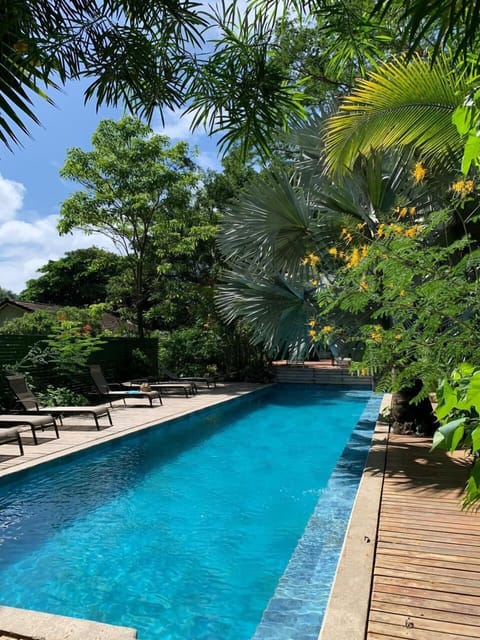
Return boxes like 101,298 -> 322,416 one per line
0,426 -> 24,455
124,378 -> 196,398
0,413 -> 58,445
6,374 -> 113,431
89,365 -> 162,407
162,369 -> 217,389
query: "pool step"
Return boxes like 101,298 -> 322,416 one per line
273,364 -> 373,387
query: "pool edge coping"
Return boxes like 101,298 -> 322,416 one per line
317,393 -> 391,640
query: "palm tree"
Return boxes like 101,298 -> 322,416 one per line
216,135 -> 429,358
0,0 -> 208,149
323,53 -> 473,177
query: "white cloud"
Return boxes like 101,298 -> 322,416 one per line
0,174 -> 25,222
153,108 -> 197,140
0,176 -> 116,294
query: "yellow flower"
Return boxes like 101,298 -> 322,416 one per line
359,280 -> 369,291
409,207 -> 416,216
322,325 -> 333,333
302,257 -> 309,265
399,289 -> 405,297
376,223 -> 386,238
398,207 -> 408,218
356,222 -> 366,230
361,245 -> 368,258
328,247 -> 338,257
360,368 -> 368,376
308,253 -> 320,266
340,227 -> 353,243
311,279 -> 319,286
451,179 -> 475,196
308,319 -> 316,327
347,247 -> 361,269
412,162 -> 426,182
309,329 -> 317,339
395,334 -> 402,340
404,225 -> 422,238
370,325 -> 382,342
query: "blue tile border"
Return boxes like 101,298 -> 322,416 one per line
251,392 -> 383,640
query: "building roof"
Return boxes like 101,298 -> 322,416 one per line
0,299 -> 135,334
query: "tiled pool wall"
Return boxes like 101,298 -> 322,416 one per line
252,392 -> 383,640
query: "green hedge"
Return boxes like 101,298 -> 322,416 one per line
0,335 -> 158,410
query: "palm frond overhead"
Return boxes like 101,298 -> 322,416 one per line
218,169 -> 337,278
216,266 -> 316,357
323,54 -> 471,176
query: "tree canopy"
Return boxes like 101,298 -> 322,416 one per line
58,115 -> 215,336
19,247 -> 124,306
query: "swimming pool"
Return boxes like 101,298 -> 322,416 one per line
0,384 -> 378,639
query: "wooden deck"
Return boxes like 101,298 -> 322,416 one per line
367,433 -> 480,640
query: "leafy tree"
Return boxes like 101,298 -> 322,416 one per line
0,286 -> 16,300
1,1 -> 311,158
0,309 -> 58,335
19,247 -> 124,306
0,306 -> 105,335
372,0 -> 480,62
0,0 -> 208,149
58,116 -> 207,337
271,0 -> 404,103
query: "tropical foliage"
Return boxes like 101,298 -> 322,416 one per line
19,248 -> 125,306
216,44 -> 480,503
58,116 -> 209,337
432,364 -> 480,509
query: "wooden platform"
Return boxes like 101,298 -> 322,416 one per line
273,361 -> 373,387
367,433 -> 480,640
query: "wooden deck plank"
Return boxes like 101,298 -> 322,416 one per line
366,429 -> 480,640
368,620 -> 479,639
371,592 -> 480,620
370,610 -> 480,637
374,565 -> 480,588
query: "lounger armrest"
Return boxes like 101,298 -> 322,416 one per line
107,383 -> 125,391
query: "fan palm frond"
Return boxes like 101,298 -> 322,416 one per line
218,169 -> 338,278
216,266 -> 316,357
323,54 -> 472,176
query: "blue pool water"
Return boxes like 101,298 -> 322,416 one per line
0,385 -> 374,639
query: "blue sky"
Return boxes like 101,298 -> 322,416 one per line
0,79 -> 222,295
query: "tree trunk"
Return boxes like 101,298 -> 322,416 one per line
391,379 -> 439,436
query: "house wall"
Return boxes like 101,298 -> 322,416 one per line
0,306 -> 25,326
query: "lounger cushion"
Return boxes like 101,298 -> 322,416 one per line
0,414 -> 55,427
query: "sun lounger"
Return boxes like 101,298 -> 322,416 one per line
6,374 -> 113,430
89,365 -> 162,407
0,414 -> 58,445
162,369 -> 217,389
0,426 -> 24,455
124,379 -> 196,397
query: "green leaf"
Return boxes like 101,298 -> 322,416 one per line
465,372 -> 480,414
463,460 -> 480,510
461,131 -> 480,175
471,427 -> 480,454
431,418 -> 465,452
435,380 -> 457,420
452,105 -> 474,136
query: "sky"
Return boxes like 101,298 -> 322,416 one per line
0,79 -> 222,295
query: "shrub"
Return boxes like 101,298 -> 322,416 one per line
36,385 -> 89,407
